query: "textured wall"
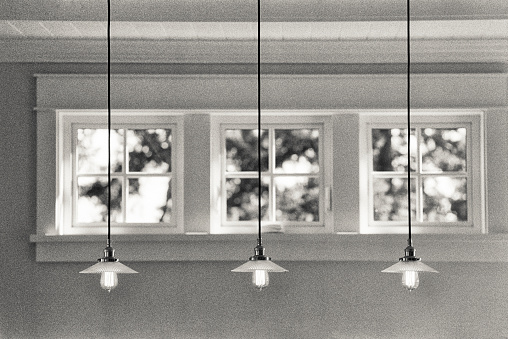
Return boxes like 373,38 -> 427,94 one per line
1,63 -> 507,339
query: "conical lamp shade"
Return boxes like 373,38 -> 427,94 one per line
382,260 -> 438,273
80,261 -> 138,274
232,259 -> 287,273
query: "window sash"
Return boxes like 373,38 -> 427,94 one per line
58,110 -> 184,235
369,123 -> 472,227
221,124 -> 323,227
210,113 -> 333,234
359,111 -> 484,234
72,125 -> 174,227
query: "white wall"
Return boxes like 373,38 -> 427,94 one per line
1,62 -> 508,338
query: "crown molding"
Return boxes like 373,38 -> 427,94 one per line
1,38 -> 507,64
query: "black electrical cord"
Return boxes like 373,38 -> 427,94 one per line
107,0 -> 112,247
257,0 -> 262,247
406,0 -> 412,242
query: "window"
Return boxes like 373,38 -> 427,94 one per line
210,113 -> 333,234
58,111 -> 184,235
32,74 -> 503,263
359,111 -> 485,234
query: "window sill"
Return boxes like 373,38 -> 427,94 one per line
29,233 -> 508,263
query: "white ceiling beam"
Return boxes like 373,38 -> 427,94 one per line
2,20 -> 507,40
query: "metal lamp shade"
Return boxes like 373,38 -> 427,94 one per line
80,261 -> 138,274
232,259 -> 287,273
382,260 -> 438,273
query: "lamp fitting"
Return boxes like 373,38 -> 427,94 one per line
250,244 -> 271,261
98,246 -> 119,263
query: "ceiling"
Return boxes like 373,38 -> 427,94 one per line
1,0 -> 507,22
0,0 -> 507,64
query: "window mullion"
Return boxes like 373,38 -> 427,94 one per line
171,125 -> 176,227
415,126 -> 423,223
71,126 -> 77,228
466,122 -> 472,223
122,128 -> 128,224
367,125 -> 375,225
319,125 -> 325,224
221,127 -> 226,226
269,127 -> 276,223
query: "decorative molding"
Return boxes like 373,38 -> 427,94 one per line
1,38 -> 507,64
29,233 -> 508,262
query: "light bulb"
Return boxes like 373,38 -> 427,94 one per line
252,270 -> 269,290
401,271 -> 419,291
100,271 -> 118,292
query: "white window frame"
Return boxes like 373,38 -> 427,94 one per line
210,112 -> 333,234
359,110 -> 485,234
57,110 -> 184,235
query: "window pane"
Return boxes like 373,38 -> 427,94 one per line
226,178 -> 268,221
127,129 -> 172,173
275,177 -> 319,221
77,129 -> 123,173
373,178 -> 415,221
275,129 -> 319,174
127,177 -> 172,223
77,177 -> 122,223
372,129 -> 416,172
423,177 -> 467,222
421,128 -> 466,172
226,129 -> 268,172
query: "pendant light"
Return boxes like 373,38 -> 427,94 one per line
231,0 -> 287,290
80,0 -> 138,292
382,0 -> 437,291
